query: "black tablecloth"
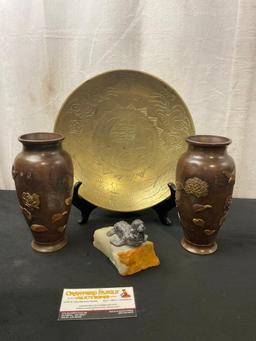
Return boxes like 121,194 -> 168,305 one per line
0,190 -> 255,341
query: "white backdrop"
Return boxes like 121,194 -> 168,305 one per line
1,0 -> 256,198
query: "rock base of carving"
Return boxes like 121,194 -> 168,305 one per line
93,227 -> 160,276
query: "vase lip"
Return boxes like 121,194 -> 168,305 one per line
186,135 -> 232,147
18,132 -> 64,145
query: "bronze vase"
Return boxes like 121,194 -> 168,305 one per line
12,132 -> 74,252
176,135 -> 235,255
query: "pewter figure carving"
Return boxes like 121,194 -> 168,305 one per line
106,219 -> 148,247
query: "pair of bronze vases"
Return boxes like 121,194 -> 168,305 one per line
12,133 -> 235,254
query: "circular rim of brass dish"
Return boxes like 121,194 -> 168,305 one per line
54,69 -> 195,212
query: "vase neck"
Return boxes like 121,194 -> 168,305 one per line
186,135 -> 231,154
188,144 -> 227,155
22,141 -> 62,151
19,132 -> 64,151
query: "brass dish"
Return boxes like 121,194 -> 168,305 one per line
54,70 -> 195,212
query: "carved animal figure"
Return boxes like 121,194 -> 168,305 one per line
107,219 -> 148,247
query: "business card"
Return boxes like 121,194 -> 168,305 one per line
58,287 -> 136,320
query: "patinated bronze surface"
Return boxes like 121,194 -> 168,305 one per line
54,70 -> 195,212
12,132 -> 74,252
176,135 -> 235,255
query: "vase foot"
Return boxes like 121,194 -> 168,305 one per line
181,238 -> 217,255
31,236 -> 68,253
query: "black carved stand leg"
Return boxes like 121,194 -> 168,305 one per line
72,181 -> 176,225
152,183 -> 176,225
72,182 -> 96,224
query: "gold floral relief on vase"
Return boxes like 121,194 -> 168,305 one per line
22,192 -> 40,209
184,177 -> 208,198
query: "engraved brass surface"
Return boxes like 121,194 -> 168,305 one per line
54,70 -> 195,211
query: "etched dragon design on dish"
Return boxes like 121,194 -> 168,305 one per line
54,70 -> 195,211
